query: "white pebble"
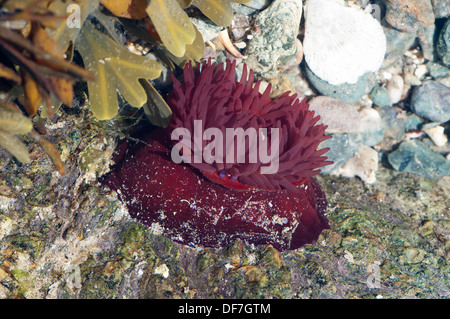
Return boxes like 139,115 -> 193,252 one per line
424,125 -> 448,147
303,0 -> 386,85
332,145 -> 378,184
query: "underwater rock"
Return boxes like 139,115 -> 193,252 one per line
331,145 -> 379,184
437,18 -> 450,67
370,85 -> 392,107
244,0 -> 303,78
384,0 -> 435,32
101,59 -> 332,251
423,124 -> 448,147
308,96 -> 363,134
317,133 -> 362,174
382,21 -> 417,68
308,96 -> 384,147
388,140 -> 450,179
305,65 -> 369,104
426,61 -> 449,78
431,0 -> 450,18
377,106 -> 406,142
303,0 -> 386,85
385,74 -> 406,104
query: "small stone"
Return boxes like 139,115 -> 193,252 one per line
382,21 -> 417,67
308,96 -> 362,134
319,133 -> 362,174
370,85 -> 392,107
411,80 -> 450,123
244,0 -> 302,78
331,145 -> 378,184
388,139 -> 450,179
232,0 -> 272,15
385,74 -> 405,104
404,114 -> 425,131
431,0 -> 450,18
417,24 -> 437,61
400,247 -> 426,264
230,13 -> 251,41
359,108 -> 385,146
303,0 -> 386,85
384,0 -> 435,33
305,65 -> 369,104
190,17 -> 223,43
377,106 -> 406,142
414,64 -> 429,80
426,61 -> 449,78
153,263 -> 170,278
437,18 -> 450,67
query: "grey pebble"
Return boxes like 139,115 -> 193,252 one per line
411,80 -> 450,123
377,106 -> 406,142
384,0 -> 435,33
319,133 -> 362,174
431,0 -> 450,19
426,61 -> 449,78
381,20 -> 417,68
437,18 -> 450,67
404,114 -> 425,131
244,0 -> 302,78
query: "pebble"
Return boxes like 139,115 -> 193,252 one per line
244,0 -> 303,78
385,74 -> 405,104
230,13 -> 251,41
319,133 -> 362,174
309,96 -> 384,146
431,0 -> 450,19
377,106 -> 406,142
232,0 -> 272,16
437,18 -> 450,67
417,24 -> 437,61
331,145 -> 378,184
190,17 -> 223,43
370,85 -> 392,107
411,80 -> 450,123
305,65 -> 369,104
384,0 -> 435,33
422,124 -> 448,147
388,140 -> 450,179
427,61 -> 449,78
382,21 -> 417,67
303,0 -> 386,85
308,96 -> 363,134
404,114 -> 425,131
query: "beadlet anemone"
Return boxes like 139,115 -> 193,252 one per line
101,59 -> 332,251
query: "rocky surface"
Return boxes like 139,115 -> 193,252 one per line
0,107 -> 448,298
